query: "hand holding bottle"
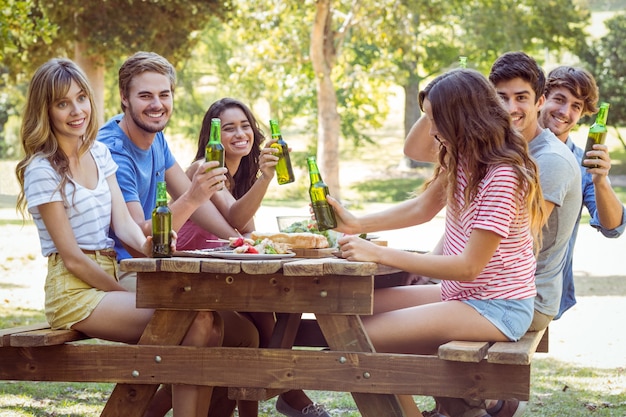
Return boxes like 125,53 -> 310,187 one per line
269,119 -> 295,185
187,162 -> 228,204
582,102 -> 610,169
585,143 -> 613,180
258,142 -> 279,181
152,181 -> 173,257
326,195 -> 362,235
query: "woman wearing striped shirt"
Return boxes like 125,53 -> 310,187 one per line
330,68 -> 546,353
15,58 -> 220,417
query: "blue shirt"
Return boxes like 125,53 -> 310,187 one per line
97,114 -> 176,261
556,137 -> 626,319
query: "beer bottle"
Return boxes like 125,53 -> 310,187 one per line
306,156 -> 337,231
152,180 -> 172,258
582,102 -> 610,168
205,117 -> 225,190
205,117 -> 225,171
269,119 -> 295,185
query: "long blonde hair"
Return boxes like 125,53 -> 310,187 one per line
15,58 -> 99,218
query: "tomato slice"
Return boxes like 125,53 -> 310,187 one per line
231,237 -> 245,247
245,245 -> 259,254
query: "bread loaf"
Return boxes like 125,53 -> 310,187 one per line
251,231 -> 329,249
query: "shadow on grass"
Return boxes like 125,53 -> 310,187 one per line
573,275 -> 626,296
0,381 -> 111,417
351,177 -> 424,203
528,357 -> 626,416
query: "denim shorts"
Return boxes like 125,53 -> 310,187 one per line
462,298 -> 534,341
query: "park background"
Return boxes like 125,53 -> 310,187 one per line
1,0 -> 626,416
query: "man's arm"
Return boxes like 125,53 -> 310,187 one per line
165,161 -> 238,238
329,175 -> 447,235
404,114 -> 439,163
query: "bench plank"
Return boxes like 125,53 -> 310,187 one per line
0,344 -> 533,400
10,328 -> 87,347
0,323 -> 50,347
488,328 -> 546,365
438,341 -> 491,363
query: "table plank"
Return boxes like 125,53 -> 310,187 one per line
135,272 -> 374,315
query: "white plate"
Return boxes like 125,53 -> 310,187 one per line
207,251 -> 296,260
174,248 -> 231,257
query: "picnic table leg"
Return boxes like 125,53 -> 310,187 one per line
269,313 -> 303,348
315,314 -> 423,417
100,310 -> 208,417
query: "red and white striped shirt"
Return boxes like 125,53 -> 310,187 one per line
441,164 -> 537,301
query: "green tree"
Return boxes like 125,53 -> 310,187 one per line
579,13 -> 626,150
2,0 -> 230,125
0,0 -> 57,157
328,0 -> 589,169
0,0 -> 57,80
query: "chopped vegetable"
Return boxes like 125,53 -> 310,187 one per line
282,219 -> 337,247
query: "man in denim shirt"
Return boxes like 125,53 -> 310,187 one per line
539,66 -> 626,319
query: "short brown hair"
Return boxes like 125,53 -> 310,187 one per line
118,51 -> 176,112
489,51 -> 545,104
545,66 -> 599,116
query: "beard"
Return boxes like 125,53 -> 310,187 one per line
127,103 -> 170,134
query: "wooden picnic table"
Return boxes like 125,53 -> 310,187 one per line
0,254 -> 546,417
104,254 -> 420,417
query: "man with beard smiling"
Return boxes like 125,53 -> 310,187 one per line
539,66 -> 625,320
98,51 -> 249,286
98,52 -> 262,417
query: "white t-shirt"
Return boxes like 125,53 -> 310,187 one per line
25,141 -> 118,257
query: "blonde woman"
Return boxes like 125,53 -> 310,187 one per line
15,58 -> 220,417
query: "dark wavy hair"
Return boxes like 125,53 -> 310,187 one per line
193,98 -> 265,199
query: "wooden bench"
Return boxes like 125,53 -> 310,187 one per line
0,322 -> 88,347
237,317 -> 548,402
0,320 -> 548,411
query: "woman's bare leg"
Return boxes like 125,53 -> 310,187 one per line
73,293 -> 222,417
172,311 -> 222,417
363,299 -> 508,355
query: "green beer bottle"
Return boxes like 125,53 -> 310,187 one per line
269,119 -> 295,185
582,102 -> 610,168
205,117 -> 225,190
152,180 -> 172,258
306,156 -> 337,231
205,117 -> 225,170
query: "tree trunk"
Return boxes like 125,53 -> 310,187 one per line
614,126 -> 626,152
310,0 -> 341,200
401,77 -> 427,169
74,42 -> 105,126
